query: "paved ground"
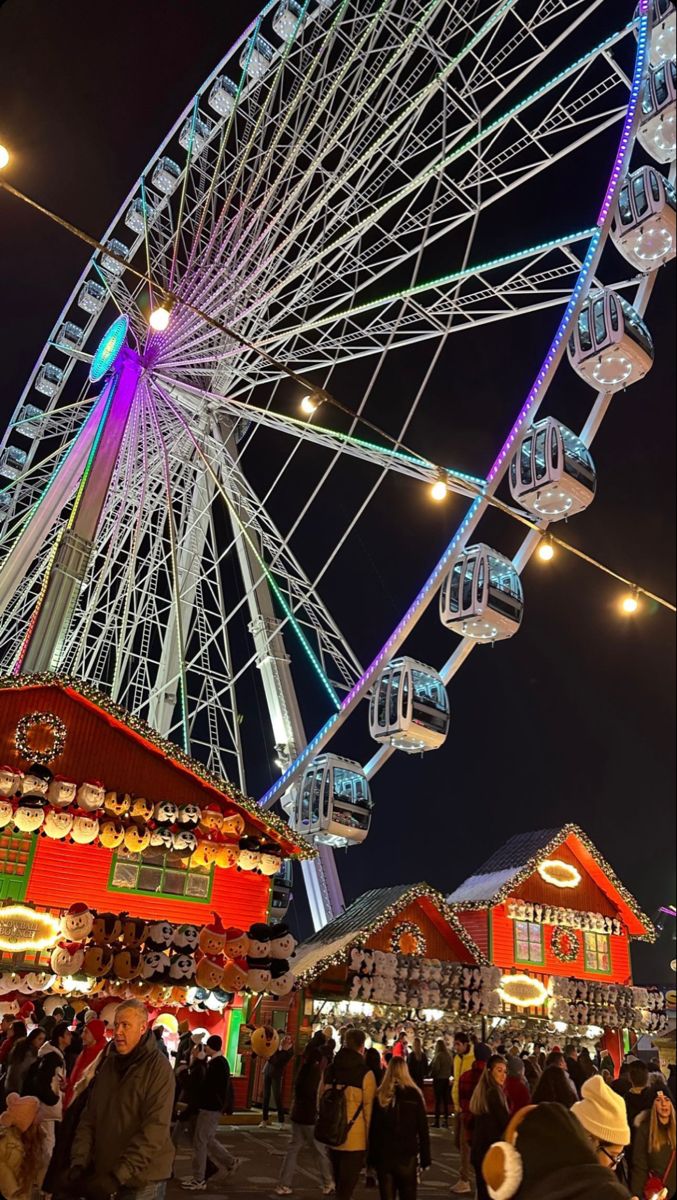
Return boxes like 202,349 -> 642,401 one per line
168,1122 -> 474,1196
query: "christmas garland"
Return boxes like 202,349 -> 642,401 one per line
390,921 -> 427,957
551,926 -> 580,964
15,712 -> 67,765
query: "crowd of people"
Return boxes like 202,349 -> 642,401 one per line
0,1001 -> 675,1200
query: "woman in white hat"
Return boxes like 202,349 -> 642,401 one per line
571,1075 -> 631,1178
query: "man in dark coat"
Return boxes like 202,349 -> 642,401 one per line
262,1035 -> 294,1125
70,999 -> 174,1200
182,1034 -> 241,1190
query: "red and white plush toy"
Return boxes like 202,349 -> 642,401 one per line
198,913 -> 228,958
0,798 -> 14,829
222,957 -> 248,992
0,767 -> 20,797
60,902 -> 95,940
47,776 -> 77,809
50,941 -> 85,976
20,764 -> 52,796
76,780 -> 105,812
224,927 -> 249,958
14,797 -> 45,833
71,813 -> 100,845
43,809 -> 74,840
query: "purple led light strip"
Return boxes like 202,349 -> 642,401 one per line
258,2 -> 651,809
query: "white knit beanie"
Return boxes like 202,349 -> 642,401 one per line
571,1076 -> 631,1145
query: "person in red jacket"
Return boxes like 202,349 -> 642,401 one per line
504,1056 -> 532,1116
455,1043 -> 492,1195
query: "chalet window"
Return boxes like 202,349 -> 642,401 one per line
109,846 -> 213,902
514,920 -> 544,965
584,931 -> 611,974
0,831 -> 36,900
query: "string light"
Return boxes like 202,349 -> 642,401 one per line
300,393 -> 319,416
537,859 -> 582,889
498,974 -> 549,1009
0,145 -> 9,171
620,589 -> 640,615
430,478 -> 448,502
149,303 -> 172,331
538,534 -> 555,562
15,711 -> 67,764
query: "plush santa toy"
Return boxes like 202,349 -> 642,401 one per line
195,956 -> 225,990
198,914 -> 228,958
0,767 -> 20,797
222,957 -> 248,992
60,902 -> 95,940
224,927 -> 249,958
72,813 -> 100,845
0,798 -> 14,829
221,813 -> 245,839
43,809 -> 74,840
76,780 -> 105,812
154,800 -> 179,827
50,941 -> 85,976
47,776 -> 77,809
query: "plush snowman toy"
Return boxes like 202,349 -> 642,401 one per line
21,763 -> 52,796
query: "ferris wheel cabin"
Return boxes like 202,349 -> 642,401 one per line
509,418 -> 596,520
440,544 -> 523,642
638,60 -> 676,163
567,289 -> 654,391
636,0 -> 676,64
290,755 -> 372,848
611,167 -> 676,270
369,657 -> 450,752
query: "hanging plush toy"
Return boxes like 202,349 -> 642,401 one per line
259,843 -> 283,877
247,924 -> 271,957
172,924 -> 200,953
198,803 -> 224,836
149,827 -> 174,851
104,791 -> 130,818
146,920 -> 175,953
237,836 -> 262,872
269,924 -> 297,960
129,796 -> 154,823
224,927 -> 249,958
216,843 -> 239,870
268,959 -> 295,997
47,776 -> 77,809
140,950 -> 171,983
113,948 -> 142,981
60,903 -> 95,940
21,763 -> 52,796
72,813 -> 100,845
177,804 -> 201,830
0,799 -> 14,829
250,1026 -> 280,1059
50,941 -> 85,976
76,780 -> 105,812
121,916 -> 149,949
221,812 -> 245,839
192,840 -> 220,868
0,767 -> 20,796
99,818 -> 126,850
199,913 -> 228,958
195,956 -> 225,990
169,953 -> 196,983
14,797 -> 45,833
246,958 -> 272,992
222,958 -> 248,993
43,809 -> 74,840
83,945 -> 114,977
124,823 -> 151,854
91,912 -> 123,946
154,800 -> 179,827
172,830 -> 197,856
24,971 -> 55,993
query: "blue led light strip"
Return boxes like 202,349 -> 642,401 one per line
258,3 -> 650,810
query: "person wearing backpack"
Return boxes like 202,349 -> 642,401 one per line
181,1034 -> 242,1191
276,1034 -> 334,1196
368,1057 -> 431,1199
317,1027 -> 377,1200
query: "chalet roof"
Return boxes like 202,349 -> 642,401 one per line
447,824 -> 655,941
294,883 -> 487,984
0,674 -> 313,858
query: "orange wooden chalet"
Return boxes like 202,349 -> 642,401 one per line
447,825 -> 655,988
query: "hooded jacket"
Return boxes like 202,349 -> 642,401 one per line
71,1030 -> 174,1187
323,1048 -> 376,1152
369,1085 -> 431,1171
452,1048 -> 475,1108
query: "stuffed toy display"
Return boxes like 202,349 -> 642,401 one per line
0,799 -> 14,828
76,780 -> 105,812
21,764 -> 52,795
0,767 -> 21,796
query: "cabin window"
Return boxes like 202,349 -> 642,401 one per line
579,307 -> 592,353
649,171 -> 661,203
534,427 -> 548,481
655,65 -> 668,107
110,847 -> 213,901
514,920 -> 544,965
520,435 -> 533,485
592,298 -> 606,345
584,931 -> 611,974
609,294 -> 620,333
618,184 -> 632,225
632,173 -> 648,218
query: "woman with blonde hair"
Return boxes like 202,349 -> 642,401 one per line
368,1058 -> 431,1199
631,1090 -> 676,1198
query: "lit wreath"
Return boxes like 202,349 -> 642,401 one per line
15,712 -> 67,765
390,921 -> 427,956
551,926 -> 580,964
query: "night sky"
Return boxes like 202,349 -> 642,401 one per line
0,1 -> 674,983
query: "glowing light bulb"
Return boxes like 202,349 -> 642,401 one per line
300,394 -> 318,416
430,479 -> 448,502
149,303 -> 171,331
538,536 -> 555,562
620,590 -> 639,615
0,145 -> 9,170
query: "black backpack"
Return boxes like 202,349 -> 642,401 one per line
315,1080 -> 363,1147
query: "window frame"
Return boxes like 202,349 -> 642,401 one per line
513,919 -> 545,966
108,848 -> 214,904
583,931 -> 612,975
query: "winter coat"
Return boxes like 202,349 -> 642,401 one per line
459,1062 -> 485,1132
452,1049 -> 475,1109
71,1030 -> 174,1187
407,1052 -> 429,1090
323,1048 -> 376,1152
29,1043 -> 65,1121
63,1038 -> 107,1111
0,1125 -> 30,1200
504,1074 -> 531,1116
264,1047 -> 294,1080
430,1048 -> 453,1083
518,1162 -> 634,1199
630,1111 -> 677,1198
470,1087 -> 510,1169
291,1054 -> 324,1126
626,1087 -> 654,1128
369,1086 -> 431,1171
5,1043 -> 38,1097
195,1054 -> 230,1112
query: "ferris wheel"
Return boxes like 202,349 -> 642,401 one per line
0,0 -> 674,929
